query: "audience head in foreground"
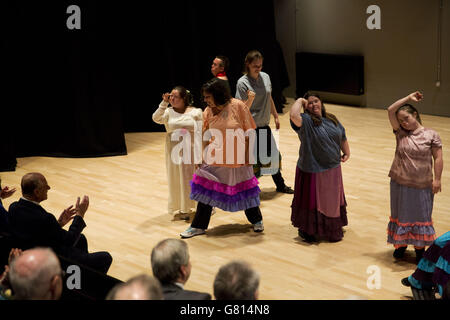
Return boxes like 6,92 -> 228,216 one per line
151,238 -> 211,300
9,247 -> 63,300
214,260 -> 259,300
106,274 -> 163,300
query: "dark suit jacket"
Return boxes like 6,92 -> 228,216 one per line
7,198 -> 86,255
161,282 -> 211,300
0,200 -> 9,233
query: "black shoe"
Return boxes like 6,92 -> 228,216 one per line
298,230 -> 316,243
401,277 -> 411,287
393,246 -> 407,258
276,185 -> 294,194
415,248 -> 425,264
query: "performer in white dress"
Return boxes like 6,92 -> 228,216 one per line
152,86 -> 203,219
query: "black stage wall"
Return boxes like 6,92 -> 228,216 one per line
0,0 -> 289,171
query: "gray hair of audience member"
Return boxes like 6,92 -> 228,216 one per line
9,247 -> 63,300
106,274 -> 163,300
213,260 -> 260,300
151,238 -> 189,284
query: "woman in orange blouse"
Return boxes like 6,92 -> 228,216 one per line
180,78 -> 264,238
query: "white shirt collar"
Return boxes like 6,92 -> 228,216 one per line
174,282 -> 184,289
21,196 -> 41,206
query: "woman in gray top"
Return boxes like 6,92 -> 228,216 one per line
289,92 -> 350,242
235,50 -> 293,194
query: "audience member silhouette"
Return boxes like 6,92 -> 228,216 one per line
106,274 -> 163,300
8,247 -> 63,300
8,172 -> 112,273
151,238 -> 211,300
213,260 -> 259,300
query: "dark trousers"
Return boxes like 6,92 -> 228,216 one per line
67,234 -> 113,274
272,171 -> 285,189
191,202 -> 262,230
255,126 -> 286,189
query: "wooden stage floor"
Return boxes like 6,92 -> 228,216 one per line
2,99 -> 449,300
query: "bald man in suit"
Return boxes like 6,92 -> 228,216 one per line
8,172 -> 112,274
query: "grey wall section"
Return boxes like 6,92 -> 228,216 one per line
275,0 -> 450,116
274,0 -> 297,98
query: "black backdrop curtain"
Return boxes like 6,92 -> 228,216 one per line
0,0 -> 289,172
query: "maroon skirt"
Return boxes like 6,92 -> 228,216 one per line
291,166 -> 348,242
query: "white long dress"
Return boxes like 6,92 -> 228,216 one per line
152,101 -> 203,215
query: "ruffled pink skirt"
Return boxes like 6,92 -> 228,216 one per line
291,166 -> 348,241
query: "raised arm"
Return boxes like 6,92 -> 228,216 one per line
152,93 -> 170,124
387,91 -> 423,130
235,80 -> 255,109
0,185 -> 16,200
244,90 -> 256,109
290,98 -> 306,128
432,147 -> 443,193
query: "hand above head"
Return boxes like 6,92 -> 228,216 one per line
301,98 -> 308,111
409,91 -> 423,102
290,98 -> 305,128
0,186 -> 16,200
75,195 -> 89,218
295,98 -> 308,113
58,205 -> 78,227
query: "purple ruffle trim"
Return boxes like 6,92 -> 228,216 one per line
190,192 -> 260,212
191,174 -> 259,195
191,182 -> 260,204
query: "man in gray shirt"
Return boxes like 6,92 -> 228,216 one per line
236,50 -> 293,194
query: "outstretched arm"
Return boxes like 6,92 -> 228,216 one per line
290,98 -> 306,128
387,91 -> 423,130
432,147 -> 443,193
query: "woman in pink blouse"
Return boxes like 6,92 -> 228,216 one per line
387,91 -> 444,263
